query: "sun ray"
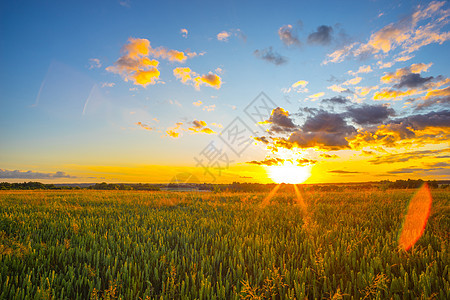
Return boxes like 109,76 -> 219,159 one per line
261,184 -> 281,207
293,184 -> 307,212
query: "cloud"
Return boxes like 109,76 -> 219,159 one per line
423,86 -> 450,99
349,110 -> 450,149
322,42 -> 357,64
106,38 -> 160,87
0,169 -> 76,179
373,88 -> 423,100
101,82 -> 115,88
193,100 -> 202,106
321,96 -> 350,105
307,92 -> 325,100
181,28 -> 188,38
355,86 -> 379,97
324,1 -> 450,63
88,58 -> 101,69
307,25 -> 333,45
369,148 -> 450,164
282,80 -> 309,93
284,110 -> 356,150
327,84 -> 350,93
343,77 -> 362,86
328,170 -> 362,174
381,63 -> 432,83
393,73 -> 434,89
216,29 -> 246,42
135,121 -> 153,131
188,120 -> 216,134
387,164 -> 450,175
346,104 -> 396,125
254,47 -> 287,65
149,47 -> 195,62
254,136 -> 270,144
348,65 -> 372,76
119,0 -> 130,7
247,157 -> 316,166
166,122 -> 183,138
320,153 -> 339,159
217,31 -> 231,41
202,104 -> 215,112
247,157 -> 285,166
107,37 -> 200,87
173,67 -> 222,90
263,107 -> 297,133
278,25 -> 301,47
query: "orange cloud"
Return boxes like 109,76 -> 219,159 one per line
106,38 -> 160,87
173,67 -> 222,90
307,92 -> 325,100
324,2 -> 449,63
423,86 -> 450,99
135,122 -> 153,131
166,122 -> 183,138
373,88 -> 423,100
188,120 -> 216,134
107,37 -> 198,87
381,63 -> 432,83
356,86 -> 379,97
348,111 -> 450,149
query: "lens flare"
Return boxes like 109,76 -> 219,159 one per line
398,183 -> 432,251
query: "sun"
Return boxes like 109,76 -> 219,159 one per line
267,161 -> 311,184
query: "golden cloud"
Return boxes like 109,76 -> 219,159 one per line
136,122 -> 153,131
373,88 -> 423,100
381,63 -> 432,83
107,37 -> 198,87
324,2 -> 449,63
173,67 -> 222,90
348,110 -> 450,149
106,38 -> 160,87
307,92 -> 325,100
166,122 -> 183,138
188,120 -> 216,134
423,86 -> 450,99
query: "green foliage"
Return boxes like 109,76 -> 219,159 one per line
0,189 -> 448,299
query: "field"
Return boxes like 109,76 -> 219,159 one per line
0,188 -> 448,299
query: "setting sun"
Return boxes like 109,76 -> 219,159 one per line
267,161 -> 311,184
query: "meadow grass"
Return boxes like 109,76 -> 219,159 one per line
0,188 -> 448,299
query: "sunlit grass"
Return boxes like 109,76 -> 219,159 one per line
0,188 -> 448,299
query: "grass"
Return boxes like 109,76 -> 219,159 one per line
0,188 -> 448,299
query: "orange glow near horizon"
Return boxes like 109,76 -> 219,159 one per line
398,183 -> 432,251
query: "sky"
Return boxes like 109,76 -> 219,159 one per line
0,0 -> 449,184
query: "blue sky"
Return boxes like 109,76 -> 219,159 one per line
1,0 -> 449,183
